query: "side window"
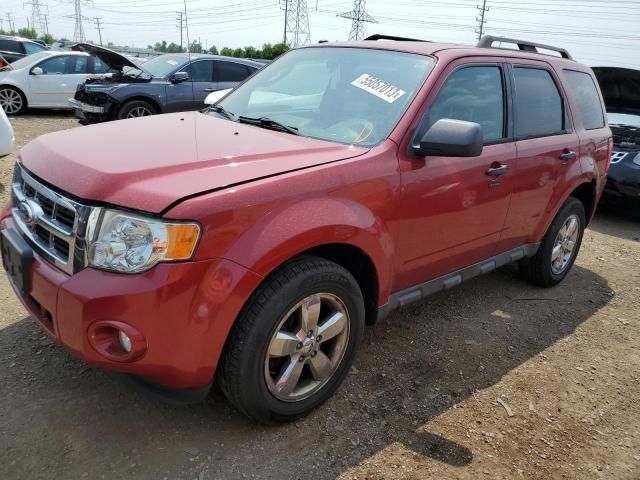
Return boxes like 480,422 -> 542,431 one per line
23,42 -> 45,55
513,67 -> 564,138
38,56 -> 67,74
563,70 -> 605,130
92,57 -> 113,74
215,61 -> 250,82
0,39 -> 21,52
66,56 -> 88,74
186,60 -> 214,82
426,66 -> 505,143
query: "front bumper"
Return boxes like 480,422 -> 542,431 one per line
1,215 -> 263,390
605,152 -> 640,201
68,98 -> 110,124
68,98 -> 105,113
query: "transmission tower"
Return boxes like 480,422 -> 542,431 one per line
66,0 -> 90,43
25,0 -> 46,35
338,0 -> 377,41
475,0 -> 489,42
283,0 -> 311,48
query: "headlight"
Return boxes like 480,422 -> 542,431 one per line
88,210 -> 200,273
634,153 -> 640,166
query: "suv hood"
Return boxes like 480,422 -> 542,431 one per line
19,112 -> 369,214
593,66 -> 640,117
72,43 -> 141,71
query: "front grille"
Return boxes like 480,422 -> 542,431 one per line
610,152 -> 628,164
10,164 -> 97,275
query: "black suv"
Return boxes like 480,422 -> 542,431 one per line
0,35 -> 48,63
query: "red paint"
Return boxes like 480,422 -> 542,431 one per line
2,42 -> 610,391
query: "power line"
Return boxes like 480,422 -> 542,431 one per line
337,0 -> 377,40
476,0 -> 489,41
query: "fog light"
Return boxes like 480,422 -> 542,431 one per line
118,330 -> 133,353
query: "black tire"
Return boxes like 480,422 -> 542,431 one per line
519,197 -> 586,287
0,85 -> 27,115
116,100 -> 156,120
218,256 -> 365,423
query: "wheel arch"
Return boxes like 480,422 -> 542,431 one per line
115,95 -> 162,115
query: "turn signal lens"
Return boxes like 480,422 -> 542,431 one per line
165,224 -> 200,259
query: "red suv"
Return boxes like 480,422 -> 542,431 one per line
1,35 -> 611,422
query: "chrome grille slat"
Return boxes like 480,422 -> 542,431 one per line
10,164 -> 94,275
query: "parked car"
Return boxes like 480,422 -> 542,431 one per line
0,105 -> 14,156
0,50 -> 113,114
593,66 -> 640,208
0,35 -> 48,64
69,44 -> 262,123
1,35 -> 610,422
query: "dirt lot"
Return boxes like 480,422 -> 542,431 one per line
1,113 -> 639,480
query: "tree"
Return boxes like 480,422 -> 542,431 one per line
154,41 -> 167,52
208,45 -> 218,55
39,33 -> 55,45
166,42 -> 184,53
188,41 -> 202,53
243,46 -> 257,59
269,43 -> 289,59
220,47 -> 233,57
232,48 -> 245,58
17,28 -> 38,39
260,43 -> 273,59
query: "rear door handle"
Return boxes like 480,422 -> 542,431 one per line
559,150 -> 577,161
203,88 -> 216,92
485,164 -> 509,176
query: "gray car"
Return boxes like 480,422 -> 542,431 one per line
69,44 -> 262,123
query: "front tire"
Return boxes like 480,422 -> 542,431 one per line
0,86 -> 27,115
218,256 -> 365,423
116,100 -> 156,119
519,197 -> 586,287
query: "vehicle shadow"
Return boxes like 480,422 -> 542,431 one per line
0,264 -> 612,480
589,202 -> 640,242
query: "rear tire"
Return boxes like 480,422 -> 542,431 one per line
116,100 -> 156,119
218,256 -> 365,423
519,197 -> 586,287
0,86 -> 27,115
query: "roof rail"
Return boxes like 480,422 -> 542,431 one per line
477,35 -> 573,60
365,34 -> 431,43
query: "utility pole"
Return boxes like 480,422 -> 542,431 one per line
476,0 -> 489,42
176,11 -> 184,51
6,13 -> 15,32
282,0 -> 310,47
337,0 -> 377,41
43,13 -> 49,34
25,0 -> 46,35
94,17 -> 103,45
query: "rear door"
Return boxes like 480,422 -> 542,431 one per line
214,60 -> 253,91
29,55 -> 90,107
498,60 -> 581,251
395,60 -> 516,289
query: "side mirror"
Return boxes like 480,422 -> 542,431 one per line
413,119 -> 483,158
204,88 -> 233,105
170,71 -> 189,84
31,66 -> 43,76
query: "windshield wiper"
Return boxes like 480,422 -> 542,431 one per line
209,105 -> 236,121
237,116 -> 300,136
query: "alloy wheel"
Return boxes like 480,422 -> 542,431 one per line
551,214 -> 580,274
126,106 -> 152,118
264,293 -> 350,402
0,88 -> 23,114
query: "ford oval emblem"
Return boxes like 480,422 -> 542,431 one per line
17,201 -> 37,226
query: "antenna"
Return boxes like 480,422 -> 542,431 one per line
338,0 -> 377,41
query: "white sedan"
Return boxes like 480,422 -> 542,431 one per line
0,50 -> 111,115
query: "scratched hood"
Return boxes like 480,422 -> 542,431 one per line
19,112 -> 368,213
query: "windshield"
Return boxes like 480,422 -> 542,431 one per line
608,112 -> 640,128
3,51 -> 50,70
140,54 -> 187,78
214,47 -> 435,146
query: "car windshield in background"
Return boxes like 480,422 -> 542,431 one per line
213,47 -> 435,146
140,55 -> 186,78
608,112 -> 640,128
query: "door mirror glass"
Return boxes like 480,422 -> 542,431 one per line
31,66 -> 43,75
413,119 -> 483,157
170,71 -> 189,83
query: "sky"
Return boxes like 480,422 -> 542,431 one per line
3,0 -> 640,69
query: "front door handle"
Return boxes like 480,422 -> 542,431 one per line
485,164 -> 509,176
559,150 -> 577,161
203,88 -> 216,92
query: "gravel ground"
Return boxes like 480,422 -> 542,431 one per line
1,113 -> 639,480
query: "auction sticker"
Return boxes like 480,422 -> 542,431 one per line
351,73 -> 406,103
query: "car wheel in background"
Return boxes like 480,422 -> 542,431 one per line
116,100 -> 156,120
218,256 -> 365,423
0,86 -> 27,115
519,197 -> 586,287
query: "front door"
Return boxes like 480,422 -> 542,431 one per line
29,55 -> 89,107
394,62 -> 515,290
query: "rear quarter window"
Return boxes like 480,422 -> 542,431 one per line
563,70 -> 605,130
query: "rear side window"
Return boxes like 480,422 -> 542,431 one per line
23,42 -> 45,55
427,66 -> 505,143
513,67 -> 564,138
0,39 -> 21,53
215,61 -> 250,82
563,70 -> 605,130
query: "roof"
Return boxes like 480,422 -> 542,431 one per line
158,53 -> 263,66
0,35 -> 42,44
